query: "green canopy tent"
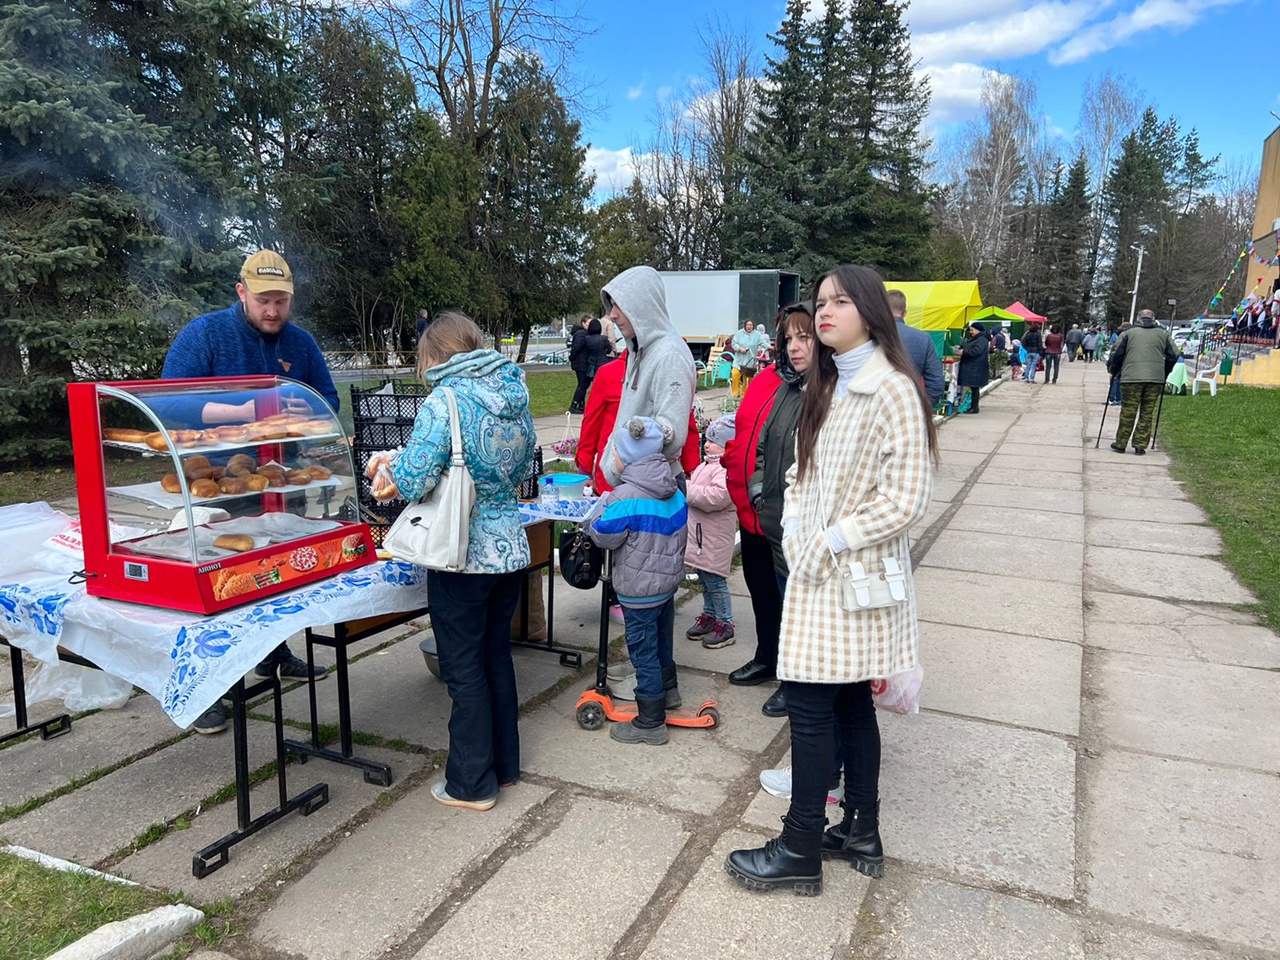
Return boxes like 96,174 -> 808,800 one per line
884,280 -> 984,353
971,305 -> 1026,342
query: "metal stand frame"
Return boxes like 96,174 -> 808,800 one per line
1,640 -> 73,746
284,610 -> 425,787
193,673 -> 329,878
510,549 -> 581,668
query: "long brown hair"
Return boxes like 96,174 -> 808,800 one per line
795,265 -> 940,481
417,310 -> 486,377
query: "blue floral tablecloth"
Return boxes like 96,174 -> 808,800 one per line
1,561 -> 429,729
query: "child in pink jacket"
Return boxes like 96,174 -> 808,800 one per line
684,417 -> 738,649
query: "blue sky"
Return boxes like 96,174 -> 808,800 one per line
575,0 -> 1275,194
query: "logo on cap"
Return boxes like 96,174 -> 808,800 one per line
256,266 -> 286,277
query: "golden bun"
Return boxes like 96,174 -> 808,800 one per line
161,474 -> 183,494
191,478 -> 220,498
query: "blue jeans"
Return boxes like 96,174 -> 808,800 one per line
427,569 -> 524,802
1023,353 -> 1040,380
1108,376 -> 1122,404
698,570 -> 732,621
622,597 -> 675,700
783,680 -> 879,832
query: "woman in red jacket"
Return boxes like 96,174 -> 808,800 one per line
721,307 -> 795,715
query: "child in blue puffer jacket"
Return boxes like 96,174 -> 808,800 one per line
585,417 -> 688,746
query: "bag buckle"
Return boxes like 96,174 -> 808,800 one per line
881,557 -> 907,602
846,561 -> 872,607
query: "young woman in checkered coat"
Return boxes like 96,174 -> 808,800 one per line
726,264 -> 938,896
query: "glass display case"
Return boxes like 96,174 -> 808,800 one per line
67,376 -> 375,614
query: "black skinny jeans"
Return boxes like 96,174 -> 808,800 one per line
783,680 -> 880,833
570,370 -> 592,410
739,529 -> 782,669
1044,352 -> 1060,381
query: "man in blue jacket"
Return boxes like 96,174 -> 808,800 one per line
886,290 -> 944,408
162,250 -> 334,734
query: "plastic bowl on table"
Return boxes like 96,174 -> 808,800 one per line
539,473 -> 589,501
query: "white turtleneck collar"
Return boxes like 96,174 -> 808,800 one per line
833,340 -> 877,395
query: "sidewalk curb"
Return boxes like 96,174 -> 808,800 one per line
46,904 -> 204,960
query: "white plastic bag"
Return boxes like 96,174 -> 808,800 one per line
0,660 -> 133,718
0,502 -> 73,579
871,663 -> 924,715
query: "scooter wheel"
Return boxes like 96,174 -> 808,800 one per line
577,701 -> 605,731
697,706 -> 720,727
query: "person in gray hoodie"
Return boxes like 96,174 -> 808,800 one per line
599,266 -> 697,488
585,417 -> 689,745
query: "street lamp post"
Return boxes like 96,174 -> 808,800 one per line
1168,297 -> 1177,327
1128,244 -> 1146,326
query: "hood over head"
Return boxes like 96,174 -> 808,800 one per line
617,453 -> 679,499
424,348 -> 529,419
600,266 -> 677,351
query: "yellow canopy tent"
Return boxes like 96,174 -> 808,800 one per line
884,280 -> 983,351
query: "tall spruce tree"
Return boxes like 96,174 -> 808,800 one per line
1041,152 -> 1092,326
0,0 -> 181,462
721,0 -> 815,275
842,0 -> 932,276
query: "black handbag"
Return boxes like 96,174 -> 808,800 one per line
559,525 -> 604,590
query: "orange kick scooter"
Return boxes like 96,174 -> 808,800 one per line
575,550 -> 719,731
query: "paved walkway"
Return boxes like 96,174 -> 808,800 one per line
4,359 -> 1279,960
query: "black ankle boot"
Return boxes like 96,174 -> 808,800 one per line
725,816 -> 823,896
661,663 -> 682,709
822,801 -> 884,878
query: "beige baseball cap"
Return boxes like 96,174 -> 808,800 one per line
239,250 -> 294,294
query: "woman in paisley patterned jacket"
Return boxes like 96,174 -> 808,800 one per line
372,311 -> 535,811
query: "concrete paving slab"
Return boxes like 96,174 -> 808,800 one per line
1091,477 -> 1191,501
2,718 -> 285,867
1087,651 -> 1280,771
989,452 -> 1082,474
252,781 -> 554,959
277,634 -> 575,752
937,437 -> 1001,456
1081,921 -> 1237,960
642,829 -> 868,960
1005,431 -> 1085,449
966,482 -> 1084,515
0,695 -> 181,810
1085,518 -> 1221,556
519,674 -> 780,814
852,871 -> 1084,960
998,442 -> 1083,461
118,746 -> 426,904
411,797 -> 688,960
1084,492 -> 1208,524
1084,545 -> 1253,605
935,449 -> 988,467
1084,750 -> 1280,951
1084,460 -> 1178,482
882,713 -> 1076,898
1084,591 -> 1280,668
920,529 -> 1083,585
929,478 -> 965,502
948,504 -> 1084,544
916,501 -> 950,536
919,622 -> 1081,735
980,466 -> 1083,490
1083,444 -> 1171,466
935,462 -> 979,483
914,568 -> 1083,643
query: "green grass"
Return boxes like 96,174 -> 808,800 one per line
1157,388 -> 1280,631
0,851 -> 181,959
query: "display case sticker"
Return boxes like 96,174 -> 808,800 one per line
203,533 -> 368,603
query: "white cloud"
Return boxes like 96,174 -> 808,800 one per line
921,62 -> 1004,125
584,145 -> 640,194
1050,0 -> 1242,64
911,1 -> 1102,66
906,0 -> 1036,32
626,84 -> 644,101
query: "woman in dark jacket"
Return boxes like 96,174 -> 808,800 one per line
569,316 -> 608,414
955,322 -> 990,414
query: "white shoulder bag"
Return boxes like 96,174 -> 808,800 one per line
383,387 -> 476,571
813,404 -> 909,613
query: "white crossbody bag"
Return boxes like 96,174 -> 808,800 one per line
383,387 -> 476,571
813,402 -> 909,612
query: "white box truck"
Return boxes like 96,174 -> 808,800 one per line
659,269 -> 802,363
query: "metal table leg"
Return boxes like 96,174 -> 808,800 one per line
192,673 -> 329,879
0,640 -> 73,746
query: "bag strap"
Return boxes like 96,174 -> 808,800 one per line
440,387 -> 465,469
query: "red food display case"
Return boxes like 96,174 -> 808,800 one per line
67,376 -> 376,614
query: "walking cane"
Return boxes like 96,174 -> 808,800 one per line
1150,387 -> 1167,451
1094,377 -> 1116,448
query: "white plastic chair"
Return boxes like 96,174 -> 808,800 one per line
1191,369 -> 1218,396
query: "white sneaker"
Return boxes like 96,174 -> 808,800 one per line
609,674 -> 638,701
606,660 -> 635,681
758,766 -> 844,804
